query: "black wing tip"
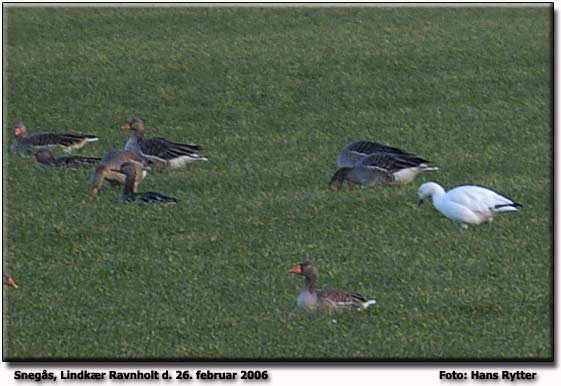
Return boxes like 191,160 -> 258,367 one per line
495,202 -> 522,210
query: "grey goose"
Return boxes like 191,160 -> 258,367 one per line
120,117 -> 207,169
289,260 -> 376,311
11,122 -> 98,153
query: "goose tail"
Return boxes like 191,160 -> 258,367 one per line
362,299 -> 377,309
420,164 -> 439,172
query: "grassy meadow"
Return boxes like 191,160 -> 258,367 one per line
2,6 -> 552,360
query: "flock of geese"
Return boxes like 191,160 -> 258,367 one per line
5,119 -> 522,312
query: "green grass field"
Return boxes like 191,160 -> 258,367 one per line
3,6 -> 552,360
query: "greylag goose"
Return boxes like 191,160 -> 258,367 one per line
89,150 -> 149,196
418,182 -> 522,228
116,162 -> 177,204
3,272 -> 18,288
289,260 -> 376,311
330,142 -> 438,190
11,122 -> 98,153
32,149 -> 101,168
120,117 -> 207,168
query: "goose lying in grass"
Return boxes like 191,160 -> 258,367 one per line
11,122 -> 98,153
32,149 -> 101,168
417,182 -> 522,228
89,150 -> 149,196
115,162 -> 177,205
120,117 -> 207,169
3,272 -> 18,288
330,142 -> 438,190
289,260 -> 376,311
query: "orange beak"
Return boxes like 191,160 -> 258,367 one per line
120,123 -> 131,131
288,265 -> 303,275
5,276 -> 18,288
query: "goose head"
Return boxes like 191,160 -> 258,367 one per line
417,181 -> 445,205
3,272 -> 18,288
14,122 -> 27,138
120,117 -> 144,134
289,260 -> 319,281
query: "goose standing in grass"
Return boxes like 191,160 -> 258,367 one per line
32,149 -> 101,168
115,162 -> 177,204
120,117 -> 207,169
417,182 -> 522,228
89,150 -> 149,196
10,122 -> 98,153
289,260 -> 376,311
330,141 -> 438,190
3,272 -> 18,288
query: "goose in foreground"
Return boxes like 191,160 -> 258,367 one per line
289,260 -> 376,311
89,150 -> 149,196
3,272 -> 18,288
417,182 -> 522,227
32,149 -> 101,168
337,140 -> 417,168
115,162 -> 177,204
11,122 -> 98,153
329,150 -> 438,190
120,117 -> 207,169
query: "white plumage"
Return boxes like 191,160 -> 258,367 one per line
417,182 -> 521,227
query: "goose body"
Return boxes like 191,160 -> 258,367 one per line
89,150 -> 149,196
121,117 -> 207,169
330,141 -> 438,190
32,149 -> 101,168
118,162 -> 177,204
11,122 -> 98,153
289,261 -> 376,311
417,182 -> 522,227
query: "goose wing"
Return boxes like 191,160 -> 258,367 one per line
139,192 -> 178,204
140,137 -> 202,160
317,288 -> 369,309
56,155 -> 101,167
27,132 -> 98,147
446,185 -> 520,213
358,152 -> 428,173
344,140 -> 410,157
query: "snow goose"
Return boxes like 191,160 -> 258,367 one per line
32,149 -> 101,168
89,150 -> 149,196
115,162 -> 177,204
120,117 -> 207,168
11,122 -> 98,153
289,260 -> 376,311
417,182 -> 522,227
330,149 -> 438,190
3,272 -> 18,288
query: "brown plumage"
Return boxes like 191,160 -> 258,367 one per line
89,150 -> 149,196
289,260 -> 376,311
32,149 -> 101,168
3,272 -> 18,288
120,117 -> 207,168
11,122 -> 98,153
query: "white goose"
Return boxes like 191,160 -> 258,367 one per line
417,182 -> 522,227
